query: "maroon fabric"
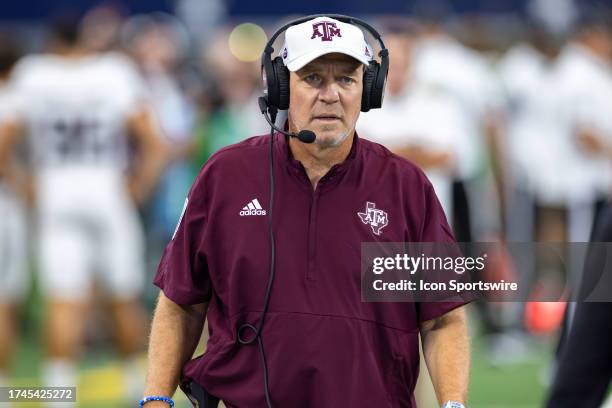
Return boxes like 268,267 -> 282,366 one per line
154,132 -> 467,407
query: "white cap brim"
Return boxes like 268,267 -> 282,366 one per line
285,46 -> 371,72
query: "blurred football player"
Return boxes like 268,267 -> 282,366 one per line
0,16 -> 167,403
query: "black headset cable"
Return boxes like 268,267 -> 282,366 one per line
236,116 -> 277,408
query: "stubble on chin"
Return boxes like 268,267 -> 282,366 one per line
315,130 -> 350,149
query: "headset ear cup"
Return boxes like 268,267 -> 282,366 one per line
273,57 -> 290,110
262,53 -> 278,109
370,60 -> 387,110
361,62 -> 378,112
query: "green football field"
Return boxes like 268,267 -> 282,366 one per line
6,289 -> 554,408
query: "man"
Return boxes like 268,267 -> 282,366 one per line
506,6 -> 612,358
144,16 -> 469,408
195,27 -> 270,159
409,1 -> 504,242
0,17 -> 167,403
545,8 -> 612,403
535,4 -> 612,242
0,38 -> 28,393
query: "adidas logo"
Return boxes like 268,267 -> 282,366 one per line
239,198 -> 267,216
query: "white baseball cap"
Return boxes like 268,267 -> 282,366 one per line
279,16 -> 373,72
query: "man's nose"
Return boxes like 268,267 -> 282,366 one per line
318,80 -> 340,104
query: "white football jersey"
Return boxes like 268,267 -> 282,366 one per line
10,52 -> 146,172
358,83 -> 474,222
410,34 -> 503,181
519,44 -> 612,205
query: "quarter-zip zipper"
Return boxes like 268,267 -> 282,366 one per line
301,166 -> 339,282
306,186 -> 321,281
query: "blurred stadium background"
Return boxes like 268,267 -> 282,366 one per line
1,0 -> 612,407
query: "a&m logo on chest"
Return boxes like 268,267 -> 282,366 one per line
358,202 -> 389,236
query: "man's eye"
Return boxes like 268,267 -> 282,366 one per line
304,74 -> 321,83
339,76 -> 356,85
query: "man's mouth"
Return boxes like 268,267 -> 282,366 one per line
313,115 -> 341,122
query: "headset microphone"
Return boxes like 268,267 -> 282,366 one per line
295,129 -> 316,144
258,97 -> 316,144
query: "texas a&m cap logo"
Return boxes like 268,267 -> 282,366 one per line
280,16 -> 372,72
311,21 -> 342,42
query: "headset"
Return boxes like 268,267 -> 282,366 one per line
187,15 -> 389,408
258,14 -> 390,143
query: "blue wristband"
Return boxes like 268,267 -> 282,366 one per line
139,396 -> 175,407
